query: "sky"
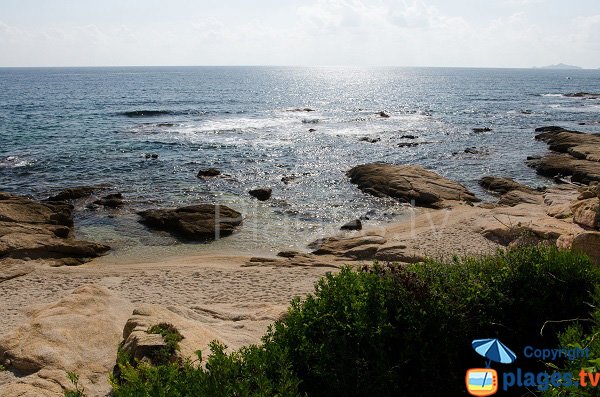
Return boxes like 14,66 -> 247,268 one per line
0,0 -> 599,68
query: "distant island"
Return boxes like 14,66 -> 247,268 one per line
534,63 -> 582,70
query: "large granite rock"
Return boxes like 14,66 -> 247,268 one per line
529,128 -> 600,184
0,192 -> 109,265
347,163 -> 479,207
479,176 -> 542,207
571,198 -> 600,229
138,204 -> 242,241
572,232 -> 600,266
0,285 -> 133,397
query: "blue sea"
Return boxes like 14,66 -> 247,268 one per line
1,67 -> 599,259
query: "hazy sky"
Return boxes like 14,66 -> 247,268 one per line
1,0 -> 599,68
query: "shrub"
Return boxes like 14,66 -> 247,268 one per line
266,245 -> 600,396
111,341 -> 302,397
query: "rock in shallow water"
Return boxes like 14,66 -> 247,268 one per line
137,204 -> 242,241
347,163 -> 479,208
340,219 -> 362,231
248,187 -> 272,201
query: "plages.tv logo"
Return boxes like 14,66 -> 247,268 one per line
466,338 -> 517,396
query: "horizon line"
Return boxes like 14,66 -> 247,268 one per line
0,64 -> 599,70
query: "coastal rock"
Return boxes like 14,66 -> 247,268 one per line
479,176 -> 537,195
46,186 -> 101,202
400,135 -> 417,139
565,92 -> 600,99
347,163 -> 479,207
0,285 -> 133,397
0,192 -> 109,265
138,204 -> 242,241
119,305 -> 225,364
281,175 -> 298,185
378,111 -> 390,118
340,219 -> 362,231
197,168 -> 221,178
498,190 -> 543,206
571,232 -> 600,265
472,127 -> 492,133
93,193 -> 124,208
248,187 -> 272,201
571,198 -> 600,229
528,153 -> 600,184
312,235 -> 386,259
398,142 -> 419,148
359,137 -> 381,143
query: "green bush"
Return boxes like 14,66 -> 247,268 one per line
111,341 -> 302,397
267,245 -> 600,396
542,288 -> 600,397
111,245 -> 599,397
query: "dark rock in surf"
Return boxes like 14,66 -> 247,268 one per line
340,219 -> 362,231
47,186 -> 103,202
400,135 -> 417,139
249,188 -> 272,201
359,137 -> 381,143
472,127 -> 492,133
378,111 -> 390,118
197,168 -> 221,178
94,193 -> 124,209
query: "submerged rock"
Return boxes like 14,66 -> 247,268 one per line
378,111 -> 390,118
472,127 -> 492,133
138,204 -> 242,241
93,193 -> 124,209
248,188 -> 272,201
359,137 -> 381,143
347,163 -> 479,207
197,168 -> 221,178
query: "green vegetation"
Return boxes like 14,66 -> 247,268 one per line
147,323 -> 184,365
64,371 -> 86,397
108,245 -> 600,397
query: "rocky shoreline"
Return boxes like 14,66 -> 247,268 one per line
1,126 -> 600,396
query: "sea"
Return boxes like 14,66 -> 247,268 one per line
1,66 -> 599,260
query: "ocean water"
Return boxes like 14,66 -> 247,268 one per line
1,66 -> 599,259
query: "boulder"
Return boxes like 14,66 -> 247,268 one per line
571,198 -> 600,229
572,232 -> 600,265
138,204 -> 242,241
0,285 -> 133,397
498,190 -> 543,207
248,188 -> 272,201
340,219 -> 362,231
0,192 -> 109,265
347,163 -> 479,207
312,235 -> 386,259
479,176 -> 537,195
197,168 -> 221,178
378,111 -> 390,118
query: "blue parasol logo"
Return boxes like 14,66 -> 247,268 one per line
472,338 -> 517,367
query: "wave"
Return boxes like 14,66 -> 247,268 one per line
0,155 -> 36,168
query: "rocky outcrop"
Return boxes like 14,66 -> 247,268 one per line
479,176 -> 537,195
571,198 -> 600,229
312,235 -> 387,259
479,176 -> 543,207
0,192 -> 110,266
248,188 -> 272,201
138,204 -> 242,241
0,285 -> 133,397
347,163 -> 479,208
46,186 -> 103,202
529,128 -> 600,184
